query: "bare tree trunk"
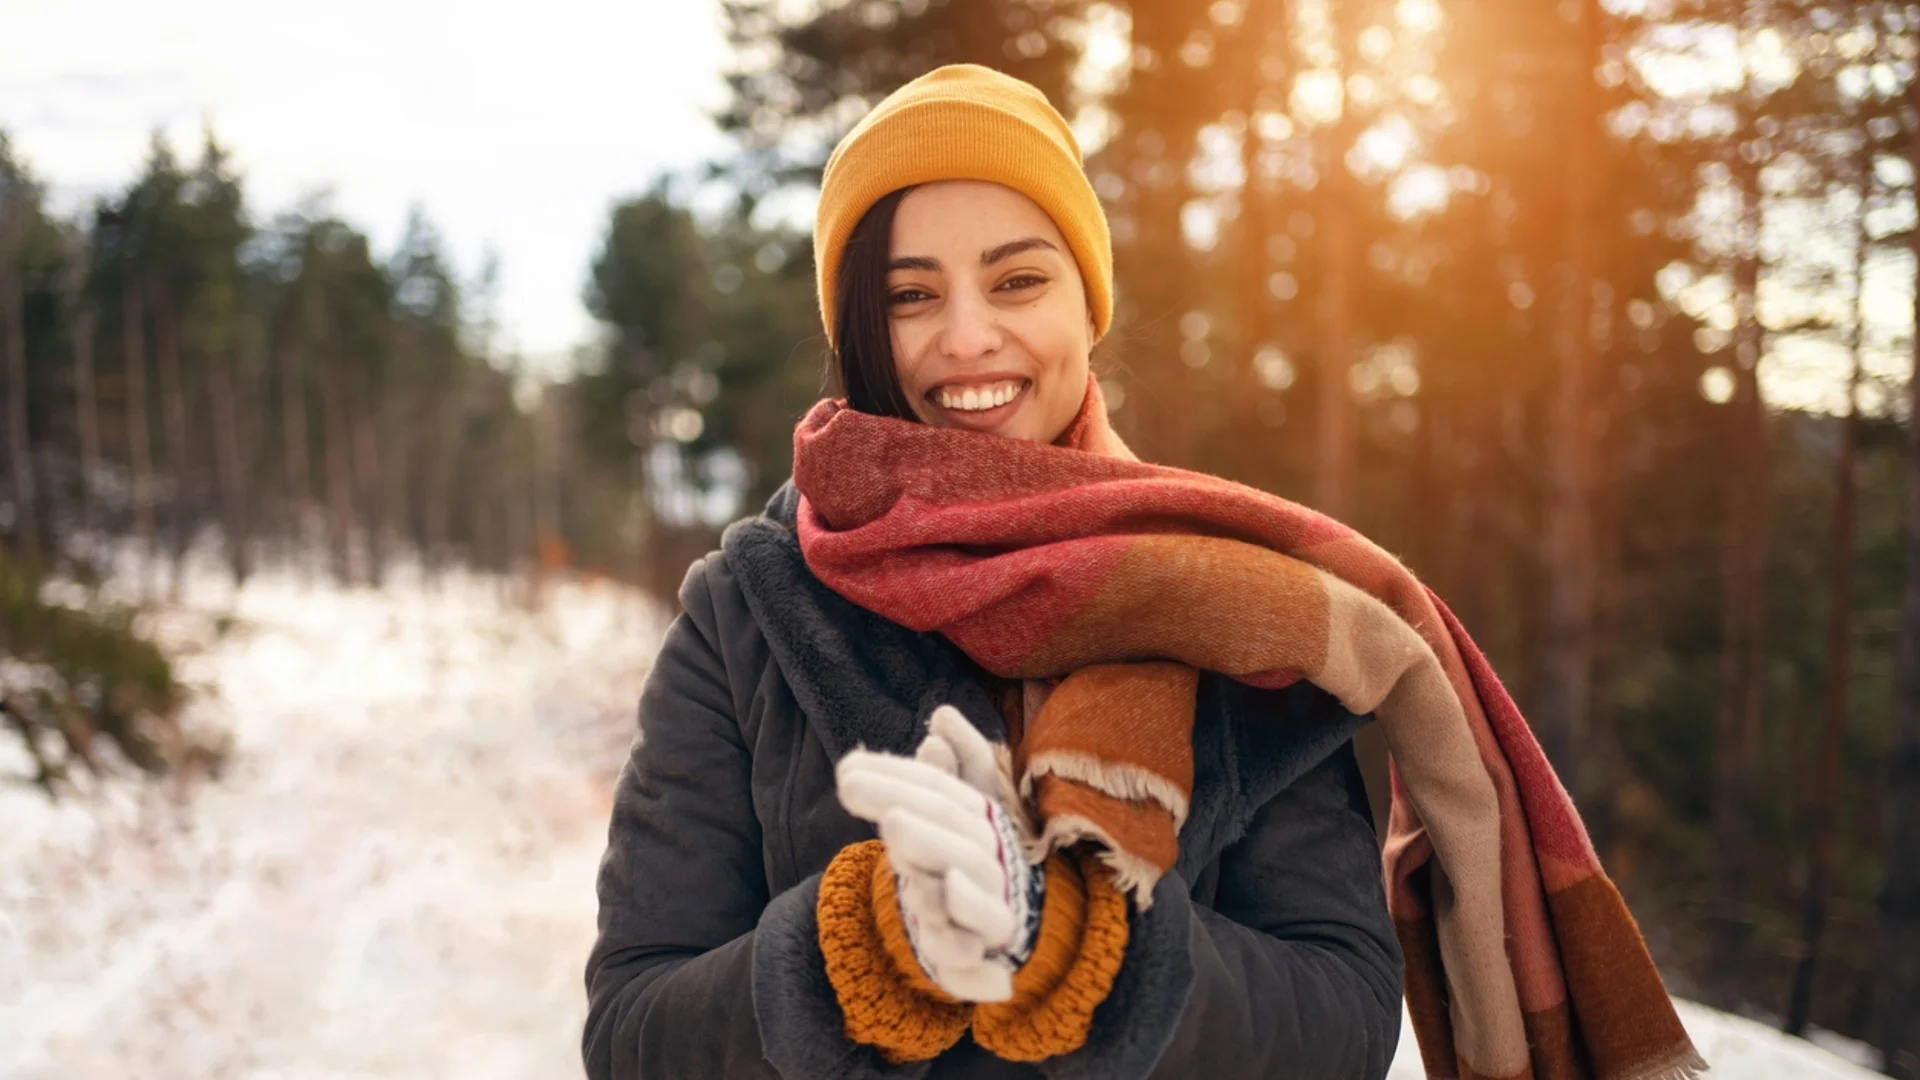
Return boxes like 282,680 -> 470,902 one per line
1238,119 -> 1273,433
511,429 -> 533,583
152,282 -> 192,596
521,407 -> 540,582
1879,75 -> 1920,1080
346,372 -> 385,586
1234,1 -> 1286,444
548,396 -> 569,565
486,420 -> 523,582
316,348 -> 356,583
206,350 -> 251,584
1314,188 -> 1357,522
1587,374 -> 1627,859
63,238 -> 100,544
385,395 -> 414,571
0,207 -> 35,558
469,440 -> 494,574
237,332 -> 265,567
1313,3 -> 1363,523
1094,0 -> 1204,468
1537,0 -> 1604,790
1785,165 -> 1868,1037
236,326 -> 268,533
1709,148 -> 1771,1002
121,280 -> 156,583
527,395 -> 546,602
528,397 -> 556,603
278,334 -> 310,526
425,381 -> 464,576
1154,128 -> 1201,471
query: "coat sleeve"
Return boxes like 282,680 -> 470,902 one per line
1042,736 -> 1405,1080
582,556 -> 932,1080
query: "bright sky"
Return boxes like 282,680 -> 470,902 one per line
0,0 -> 729,370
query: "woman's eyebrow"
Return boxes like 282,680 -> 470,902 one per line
886,237 -> 1059,273
981,236 -> 1057,265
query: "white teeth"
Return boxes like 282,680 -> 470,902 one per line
938,380 -> 1025,411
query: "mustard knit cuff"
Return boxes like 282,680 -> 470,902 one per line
817,839 -> 972,1064
972,848 -> 1131,1062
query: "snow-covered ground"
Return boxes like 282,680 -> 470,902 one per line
0,561 -> 1889,1078
1385,1000 -> 1884,1078
1,561 -> 664,1078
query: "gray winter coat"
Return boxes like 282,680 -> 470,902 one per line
583,484 -> 1403,1080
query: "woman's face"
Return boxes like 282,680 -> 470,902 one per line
885,180 -> 1094,443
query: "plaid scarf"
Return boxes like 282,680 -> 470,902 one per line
791,381 -> 1704,1080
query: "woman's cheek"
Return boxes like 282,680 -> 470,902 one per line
1034,322 -> 1089,382
890,326 -> 927,394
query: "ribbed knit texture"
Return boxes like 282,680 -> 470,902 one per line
817,840 -> 970,1063
972,848 -> 1130,1061
812,63 -> 1113,351
817,840 -> 1131,1065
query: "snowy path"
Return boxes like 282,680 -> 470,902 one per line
0,565 -> 1887,1078
2,567 -> 662,1078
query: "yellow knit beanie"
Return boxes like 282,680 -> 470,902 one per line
813,63 -> 1113,351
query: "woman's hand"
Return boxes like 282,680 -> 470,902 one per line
835,705 -> 1043,1004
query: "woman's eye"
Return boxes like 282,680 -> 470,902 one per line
888,289 -> 931,306
998,275 -> 1048,292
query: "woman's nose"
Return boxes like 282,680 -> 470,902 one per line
937,288 -> 1004,361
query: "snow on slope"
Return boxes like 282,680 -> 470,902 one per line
0,562 -> 1889,1078
1,563 -> 664,1078
1383,998 -> 1883,1078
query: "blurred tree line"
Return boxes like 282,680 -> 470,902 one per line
4,0 -> 1920,1071
0,130 -> 642,797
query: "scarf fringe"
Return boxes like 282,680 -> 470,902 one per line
1021,751 -> 1191,829
1620,1046 -> 1712,1080
1029,812 -> 1164,909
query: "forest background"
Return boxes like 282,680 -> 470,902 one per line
4,0 -> 1920,1073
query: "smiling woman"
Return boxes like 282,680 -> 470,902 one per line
584,61 -> 1697,1080
838,181 -> 1096,442
817,75 -> 1113,447
582,63 -> 1406,1080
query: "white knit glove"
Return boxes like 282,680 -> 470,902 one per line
835,704 -> 1044,1004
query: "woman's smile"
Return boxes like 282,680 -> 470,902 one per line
925,374 -> 1032,432
884,180 -> 1094,444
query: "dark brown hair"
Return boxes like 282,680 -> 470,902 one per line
829,187 -> 920,420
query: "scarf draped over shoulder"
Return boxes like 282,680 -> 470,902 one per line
790,378 -> 1703,1080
